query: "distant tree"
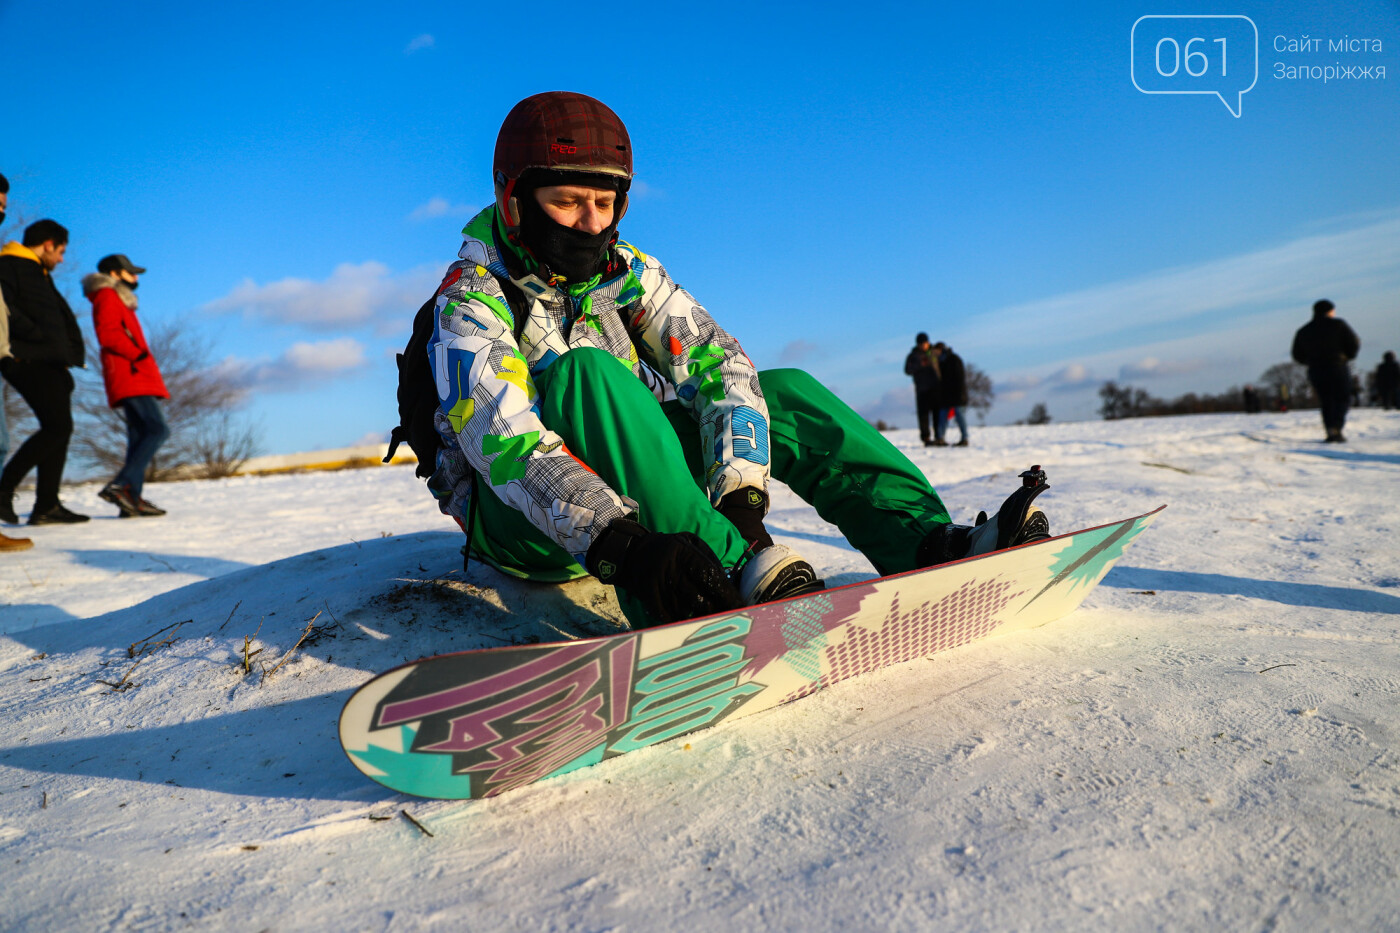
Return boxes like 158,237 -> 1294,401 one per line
1019,403 -> 1051,425
1258,362 -> 1316,409
1098,381 -> 1159,420
871,419 -> 896,432
965,364 -> 994,424
71,319 -> 260,481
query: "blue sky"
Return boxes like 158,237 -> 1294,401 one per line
2,0 -> 1397,450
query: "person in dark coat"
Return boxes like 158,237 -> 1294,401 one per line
933,342 -> 970,446
83,254 -> 171,518
1377,351 -> 1400,410
1291,299 -> 1360,442
0,220 -> 89,524
1242,384 -> 1261,414
904,332 -> 942,445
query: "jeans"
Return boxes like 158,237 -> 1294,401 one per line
113,396 -> 170,497
934,405 -> 969,442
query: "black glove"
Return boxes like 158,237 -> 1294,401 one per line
586,517 -> 742,625
717,487 -> 774,553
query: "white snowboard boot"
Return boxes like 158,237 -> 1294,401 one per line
737,544 -> 825,606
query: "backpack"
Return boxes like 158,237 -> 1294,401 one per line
383,279 -> 531,479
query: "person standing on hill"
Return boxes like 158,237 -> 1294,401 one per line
933,342 -> 970,447
1376,351 -> 1400,410
1291,299 -> 1360,443
0,219 -> 89,525
0,173 -> 35,550
904,332 -> 941,446
83,254 -> 170,517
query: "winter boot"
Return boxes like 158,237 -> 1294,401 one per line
737,544 -> 825,606
0,530 -> 34,552
28,502 -> 90,525
916,466 -> 1052,567
135,496 -> 167,517
99,483 -> 142,517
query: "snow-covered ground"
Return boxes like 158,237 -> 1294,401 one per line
2,409 -> 1397,931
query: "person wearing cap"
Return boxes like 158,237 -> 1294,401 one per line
415,92 -> 1051,630
0,219 -> 89,525
1291,299 -> 1360,443
82,254 -> 170,516
904,333 -> 941,446
0,173 -> 35,550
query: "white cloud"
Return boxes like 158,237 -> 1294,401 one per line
778,339 -> 822,365
1119,356 -> 1209,380
408,197 -> 476,222
204,261 -> 443,329
404,34 -> 434,54
855,385 -> 916,430
215,338 -> 368,393
350,429 -> 391,447
952,212 -> 1400,355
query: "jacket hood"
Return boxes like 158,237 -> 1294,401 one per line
1,241 -> 40,264
82,272 -> 139,308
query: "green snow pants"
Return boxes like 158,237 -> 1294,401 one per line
466,347 -> 949,622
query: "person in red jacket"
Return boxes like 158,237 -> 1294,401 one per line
82,254 -> 170,516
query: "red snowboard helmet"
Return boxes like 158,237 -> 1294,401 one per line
494,91 -> 633,229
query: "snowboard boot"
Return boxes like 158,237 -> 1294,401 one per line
737,544 -> 825,606
916,466 -> 1052,568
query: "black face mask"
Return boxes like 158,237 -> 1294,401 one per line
125,279 -> 139,291
516,189 -> 621,284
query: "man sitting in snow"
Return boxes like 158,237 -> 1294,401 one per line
416,92 -> 1049,629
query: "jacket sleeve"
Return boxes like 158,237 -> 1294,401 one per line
430,261 -> 634,565
92,290 -> 144,361
624,252 -> 770,504
904,351 -> 918,376
1342,322 -> 1360,361
1290,327 -> 1309,366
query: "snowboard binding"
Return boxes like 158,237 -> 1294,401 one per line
916,465 -> 1052,567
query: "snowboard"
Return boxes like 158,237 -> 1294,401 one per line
340,505 -> 1164,799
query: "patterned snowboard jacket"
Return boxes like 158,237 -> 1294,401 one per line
426,206 -> 771,568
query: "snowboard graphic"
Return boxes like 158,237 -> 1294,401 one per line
340,506 -> 1164,799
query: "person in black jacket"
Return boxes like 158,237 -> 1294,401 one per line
0,220 -> 90,524
1290,299 -> 1360,443
1377,351 -> 1400,410
904,332 -> 941,445
933,342 -> 970,446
